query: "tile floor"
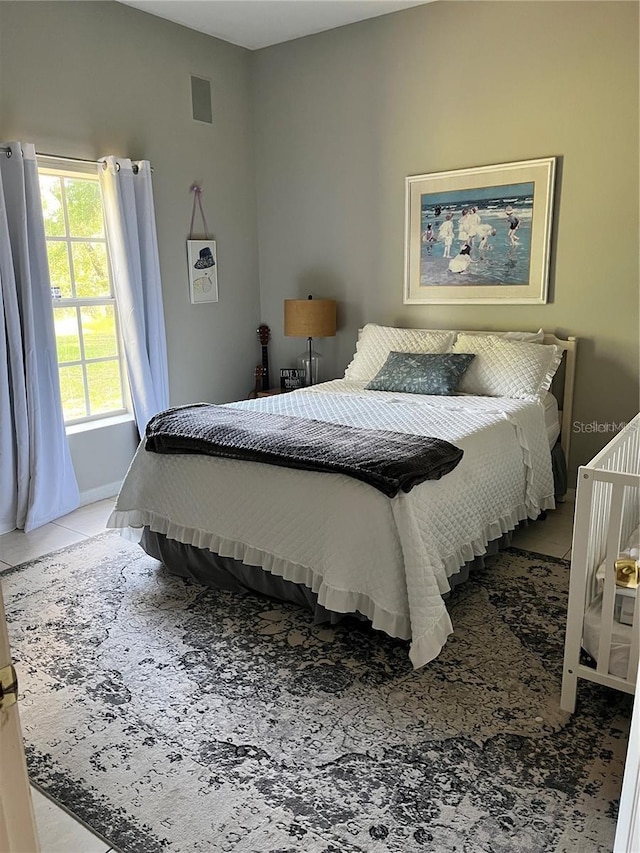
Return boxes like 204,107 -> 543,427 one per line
0,495 -> 576,853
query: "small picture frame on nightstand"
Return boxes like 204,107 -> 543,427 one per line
280,368 -> 304,392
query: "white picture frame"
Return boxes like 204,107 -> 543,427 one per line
187,239 -> 218,304
404,157 -> 556,304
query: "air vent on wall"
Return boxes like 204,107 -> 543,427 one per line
190,75 -> 212,124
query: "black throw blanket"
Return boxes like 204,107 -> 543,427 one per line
145,404 -> 464,498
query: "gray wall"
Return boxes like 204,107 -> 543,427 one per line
253,0 -> 640,478
0,1 -> 260,497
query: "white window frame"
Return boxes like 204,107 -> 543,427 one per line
39,159 -> 129,426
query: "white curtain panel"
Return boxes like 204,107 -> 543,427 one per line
0,142 -> 79,533
99,157 -> 169,436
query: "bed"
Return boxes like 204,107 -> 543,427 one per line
108,325 -> 577,669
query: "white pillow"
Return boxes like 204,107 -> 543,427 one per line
452,333 -> 562,402
344,324 -> 455,382
502,329 -> 545,343
451,329 -> 545,344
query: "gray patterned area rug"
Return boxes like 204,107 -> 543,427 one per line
3,533 -> 632,853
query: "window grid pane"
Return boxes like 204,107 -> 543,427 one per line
71,242 -> 110,298
40,175 -> 66,237
81,305 -> 118,360
58,364 -> 87,421
53,306 -> 81,363
64,178 -> 105,238
87,361 -> 124,416
47,241 -> 73,299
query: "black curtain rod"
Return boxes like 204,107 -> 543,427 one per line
39,151 -> 102,166
0,146 -> 152,171
0,146 -> 99,165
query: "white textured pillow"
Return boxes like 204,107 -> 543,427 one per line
344,324 -> 455,382
453,333 -> 562,401
454,329 -> 545,344
502,329 -> 545,343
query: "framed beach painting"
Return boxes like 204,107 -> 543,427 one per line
404,157 -> 556,304
187,239 -> 219,304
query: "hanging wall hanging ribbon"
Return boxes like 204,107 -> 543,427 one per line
189,184 -> 211,239
187,184 -> 218,303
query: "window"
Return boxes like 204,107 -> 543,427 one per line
39,164 -> 127,425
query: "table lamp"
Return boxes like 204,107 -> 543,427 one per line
284,296 -> 337,386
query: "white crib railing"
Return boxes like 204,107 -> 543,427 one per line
561,413 -> 640,713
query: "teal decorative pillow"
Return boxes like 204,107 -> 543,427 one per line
365,352 -> 475,395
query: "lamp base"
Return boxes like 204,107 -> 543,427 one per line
296,347 -> 322,386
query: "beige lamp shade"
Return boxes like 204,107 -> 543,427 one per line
284,298 -> 337,338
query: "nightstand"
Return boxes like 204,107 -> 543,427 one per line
256,388 -> 286,397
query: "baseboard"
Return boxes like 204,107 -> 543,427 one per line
78,481 -> 121,507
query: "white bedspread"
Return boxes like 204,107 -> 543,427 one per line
108,380 -> 555,669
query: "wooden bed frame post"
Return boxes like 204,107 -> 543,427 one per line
542,334 -> 577,502
558,337 -> 577,469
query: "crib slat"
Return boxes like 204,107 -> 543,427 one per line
628,594 -> 639,685
597,484 -> 625,675
561,470 -> 595,713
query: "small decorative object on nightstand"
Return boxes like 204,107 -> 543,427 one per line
280,368 -> 305,392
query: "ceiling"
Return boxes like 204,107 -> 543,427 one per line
118,0 -> 433,50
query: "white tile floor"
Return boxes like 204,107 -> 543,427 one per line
0,495 -> 575,852
31,789 -> 114,853
510,497 -> 575,560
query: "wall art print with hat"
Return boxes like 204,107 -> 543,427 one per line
187,184 -> 218,303
188,240 -> 219,303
